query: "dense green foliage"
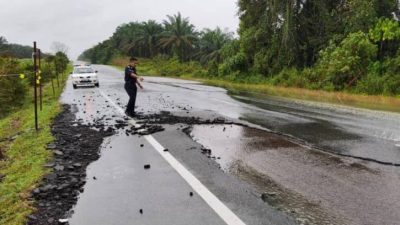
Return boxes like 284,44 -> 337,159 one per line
81,1 -> 400,96
79,13 -> 233,65
0,36 -> 33,58
0,58 -> 27,116
0,50 -> 69,118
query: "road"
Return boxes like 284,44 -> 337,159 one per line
60,64 -> 400,225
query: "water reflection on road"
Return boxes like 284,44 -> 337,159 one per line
190,124 -> 400,225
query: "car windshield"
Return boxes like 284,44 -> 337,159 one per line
74,67 -> 94,74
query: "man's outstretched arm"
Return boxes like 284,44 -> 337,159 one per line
131,72 -> 144,81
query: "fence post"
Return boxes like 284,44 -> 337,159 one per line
55,62 -> 60,88
38,49 -> 43,111
51,76 -> 55,98
33,42 -> 38,131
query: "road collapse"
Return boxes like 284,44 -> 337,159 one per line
27,105 -> 247,225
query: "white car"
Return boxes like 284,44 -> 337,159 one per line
71,66 -> 99,89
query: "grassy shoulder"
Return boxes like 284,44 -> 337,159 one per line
111,56 -> 400,113
0,73 -> 68,225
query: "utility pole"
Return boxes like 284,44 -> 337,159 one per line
33,42 -> 38,131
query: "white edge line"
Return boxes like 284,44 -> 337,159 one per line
99,90 -> 246,225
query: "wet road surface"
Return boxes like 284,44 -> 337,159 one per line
233,94 -> 400,165
60,64 -> 400,225
61,65 -> 295,225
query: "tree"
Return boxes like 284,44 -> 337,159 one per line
369,18 -> 400,60
54,52 -> 69,74
0,36 -> 7,46
51,42 -> 69,55
136,20 -> 164,57
236,0 -> 398,76
0,36 -> 32,58
197,28 -> 233,65
159,12 -> 198,62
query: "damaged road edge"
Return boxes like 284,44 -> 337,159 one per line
27,105 -> 114,225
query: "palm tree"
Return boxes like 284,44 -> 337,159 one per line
136,20 -> 164,57
159,12 -> 198,62
197,27 -> 233,64
115,22 -> 144,56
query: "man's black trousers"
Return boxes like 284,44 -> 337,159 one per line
124,82 -> 137,114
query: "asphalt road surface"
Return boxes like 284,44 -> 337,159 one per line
60,64 -> 400,225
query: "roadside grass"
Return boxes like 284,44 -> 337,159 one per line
0,73 -> 67,225
111,56 -> 160,75
110,56 -> 400,113
202,80 -> 400,113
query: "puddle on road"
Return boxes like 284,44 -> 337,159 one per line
189,124 -> 400,225
189,124 -> 298,172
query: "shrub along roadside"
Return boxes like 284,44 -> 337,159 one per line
0,67 -> 69,225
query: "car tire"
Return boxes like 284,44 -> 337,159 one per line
73,84 -> 77,89
95,83 -> 99,87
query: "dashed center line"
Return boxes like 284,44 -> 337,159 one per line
99,90 -> 246,225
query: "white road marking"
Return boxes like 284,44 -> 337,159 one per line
99,90 -> 246,225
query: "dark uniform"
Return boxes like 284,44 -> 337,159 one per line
124,65 -> 137,115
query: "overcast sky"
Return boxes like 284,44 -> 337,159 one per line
0,0 -> 239,59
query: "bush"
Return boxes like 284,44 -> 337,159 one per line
218,52 -> 248,76
382,74 -> 400,95
355,73 -> 385,94
383,52 -> 400,75
151,56 -> 205,77
356,72 -> 400,95
301,68 -> 328,90
0,57 -> 27,117
206,60 -> 219,77
315,32 -> 378,90
270,68 -> 307,88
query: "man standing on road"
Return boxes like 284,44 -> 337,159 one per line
124,57 -> 144,117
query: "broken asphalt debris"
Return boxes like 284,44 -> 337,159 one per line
27,105 -> 113,225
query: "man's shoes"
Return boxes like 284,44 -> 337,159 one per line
125,110 -> 135,118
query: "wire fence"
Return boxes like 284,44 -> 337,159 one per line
0,41 -> 67,131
